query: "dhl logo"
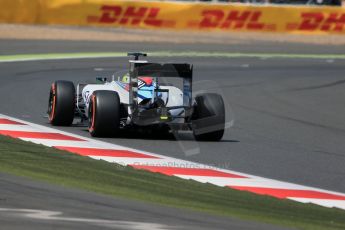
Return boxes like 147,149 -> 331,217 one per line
88,5 -> 175,27
192,10 -> 272,30
298,13 -> 345,32
87,5 -> 345,34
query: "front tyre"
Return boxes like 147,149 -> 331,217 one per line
48,81 -> 75,126
88,90 -> 121,137
192,93 -> 225,141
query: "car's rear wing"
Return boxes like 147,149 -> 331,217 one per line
128,62 -> 193,125
132,63 -> 192,79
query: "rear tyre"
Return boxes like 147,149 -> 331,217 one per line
192,93 -> 225,141
48,81 -> 75,126
88,90 -> 121,137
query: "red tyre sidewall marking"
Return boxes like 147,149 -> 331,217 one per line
88,94 -> 96,133
48,83 -> 56,122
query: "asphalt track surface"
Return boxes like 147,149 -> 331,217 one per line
0,38 -> 345,229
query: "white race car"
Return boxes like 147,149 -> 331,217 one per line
47,53 -> 225,141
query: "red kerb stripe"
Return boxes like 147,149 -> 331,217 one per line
0,118 -> 25,125
131,165 -> 247,178
229,186 -> 345,200
0,130 -> 84,141
55,146 -> 160,159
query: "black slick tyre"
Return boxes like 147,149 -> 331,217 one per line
192,93 -> 225,141
88,90 -> 121,137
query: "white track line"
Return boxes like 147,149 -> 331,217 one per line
176,175 -> 313,190
0,124 -> 51,132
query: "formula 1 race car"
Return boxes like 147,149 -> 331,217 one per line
47,53 -> 225,141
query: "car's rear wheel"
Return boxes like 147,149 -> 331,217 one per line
48,80 -> 75,126
192,93 -> 225,141
88,90 -> 121,137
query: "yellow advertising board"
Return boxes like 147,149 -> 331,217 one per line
0,0 -> 344,34
0,0 -> 40,24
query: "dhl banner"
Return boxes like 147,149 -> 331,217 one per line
0,0 -> 344,34
0,0 -> 40,24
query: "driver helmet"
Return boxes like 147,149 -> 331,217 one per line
121,73 -> 130,83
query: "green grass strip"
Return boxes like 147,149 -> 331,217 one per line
0,51 -> 345,63
0,134 -> 344,230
